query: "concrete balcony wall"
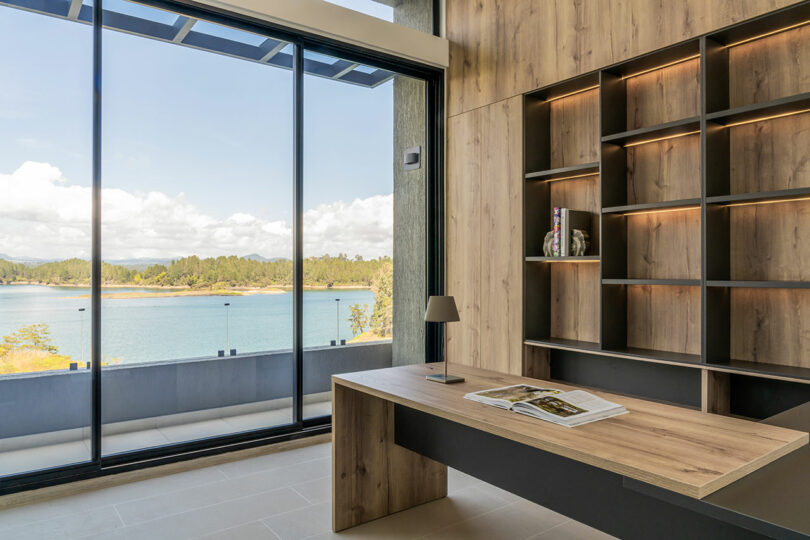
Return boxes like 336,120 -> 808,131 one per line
0,341 -> 391,440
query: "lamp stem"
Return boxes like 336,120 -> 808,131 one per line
443,321 -> 448,379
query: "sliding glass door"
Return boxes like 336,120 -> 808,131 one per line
100,0 -> 295,455
0,2 -> 93,477
0,0 -> 440,492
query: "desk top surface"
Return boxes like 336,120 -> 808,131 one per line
333,363 -> 808,499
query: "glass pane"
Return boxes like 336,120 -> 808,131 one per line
323,0 -> 434,32
303,52 -> 426,419
101,3 -> 294,455
0,5 -> 92,476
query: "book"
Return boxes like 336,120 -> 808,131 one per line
464,384 -> 627,427
561,209 -> 591,257
552,207 -> 561,256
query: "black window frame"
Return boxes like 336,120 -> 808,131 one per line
0,0 -> 444,496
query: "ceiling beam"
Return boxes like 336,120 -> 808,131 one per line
332,62 -> 359,80
67,0 -> 82,20
172,17 -> 196,43
259,39 -> 287,62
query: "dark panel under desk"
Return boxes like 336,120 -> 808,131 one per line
729,375 -> 810,420
626,401 -> 810,540
394,405 -> 767,540
549,350 -> 701,408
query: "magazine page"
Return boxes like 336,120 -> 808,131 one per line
513,390 -> 625,426
464,384 -> 561,409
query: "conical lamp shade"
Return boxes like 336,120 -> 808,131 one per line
424,296 -> 460,322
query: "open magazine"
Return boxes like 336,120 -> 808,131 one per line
464,384 -> 627,427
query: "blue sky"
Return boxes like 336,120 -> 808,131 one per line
0,1 -> 404,260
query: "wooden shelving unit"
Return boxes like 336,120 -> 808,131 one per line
522,3 -> 810,418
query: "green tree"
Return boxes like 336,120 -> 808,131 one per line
369,261 -> 393,337
348,303 -> 369,336
1,323 -> 59,355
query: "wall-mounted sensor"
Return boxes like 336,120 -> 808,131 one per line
404,146 -> 421,170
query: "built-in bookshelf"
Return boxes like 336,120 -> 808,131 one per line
523,2 -> 810,418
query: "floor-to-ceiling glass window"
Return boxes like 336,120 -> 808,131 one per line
0,2 -> 93,477
0,0 -> 438,491
302,50 -> 427,419
100,1 -> 295,454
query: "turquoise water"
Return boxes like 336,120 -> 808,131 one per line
0,285 -> 377,365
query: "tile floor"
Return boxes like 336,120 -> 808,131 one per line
0,439 -> 616,540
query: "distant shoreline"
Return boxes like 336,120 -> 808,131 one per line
0,282 -> 373,299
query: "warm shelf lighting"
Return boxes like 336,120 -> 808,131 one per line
621,54 -> 700,79
724,196 -> 810,208
624,205 -> 700,216
623,130 -> 700,148
723,108 -> 810,128
545,85 -> 600,103
541,172 -> 599,183
726,19 -> 810,48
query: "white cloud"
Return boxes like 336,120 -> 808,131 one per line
0,162 -> 393,261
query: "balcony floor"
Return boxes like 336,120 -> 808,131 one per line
0,398 -> 332,478
0,437 -> 614,540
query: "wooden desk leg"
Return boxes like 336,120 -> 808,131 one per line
332,382 -> 447,532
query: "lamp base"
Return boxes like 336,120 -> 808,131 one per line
426,374 -> 465,384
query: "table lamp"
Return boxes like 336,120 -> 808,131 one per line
424,295 -> 465,384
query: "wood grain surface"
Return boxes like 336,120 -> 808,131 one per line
627,209 -> 701,279
627,285 -> 701,355
625,58 -> 700,129
333,363 -> 808,499
731,199 -> 810,281
729,23 -> 810,108
627,134 -> 701,204
730,288 -> 810,368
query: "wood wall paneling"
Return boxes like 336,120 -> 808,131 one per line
626,210 -> 702,279
625,58 -> 701,129
550,263 -> 601,343
627,285 -> 701,355
730,200 -> 810,281
446,110 -> 482,369
480,97 -> 524,375
446,97 -> 523,375
446,0 -> 797,117
730,288 -> 810,367
627,134 -> 701,204
728,24 -> 810,108
729,113 -> 810,194
549,88 -> 600,168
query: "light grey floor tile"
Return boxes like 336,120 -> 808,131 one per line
115,457 -> 329,525
0,467 -> 226,533
85,487 -> 308,540
291,475 -> 331,505
0,505 -> 123,540
101,429 -> 171,455
424,500 -> 568,540
529,519 -> 617,540
311,484 -> 514,540
0,440 -> 90,478
216,443 -> 330,479
198,520 -> 279,540
447,468 -> 484,494
158,419 -> 235,444
220,410 -> 293,432
263,501 -> 331,540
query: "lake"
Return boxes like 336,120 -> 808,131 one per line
0,285 -> 378,365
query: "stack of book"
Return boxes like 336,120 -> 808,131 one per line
552,208 -> 590,256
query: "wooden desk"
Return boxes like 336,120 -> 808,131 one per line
332,363 -> 808,537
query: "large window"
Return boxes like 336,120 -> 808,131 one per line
0,0 -> 439,491
0,5 -> 93,477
